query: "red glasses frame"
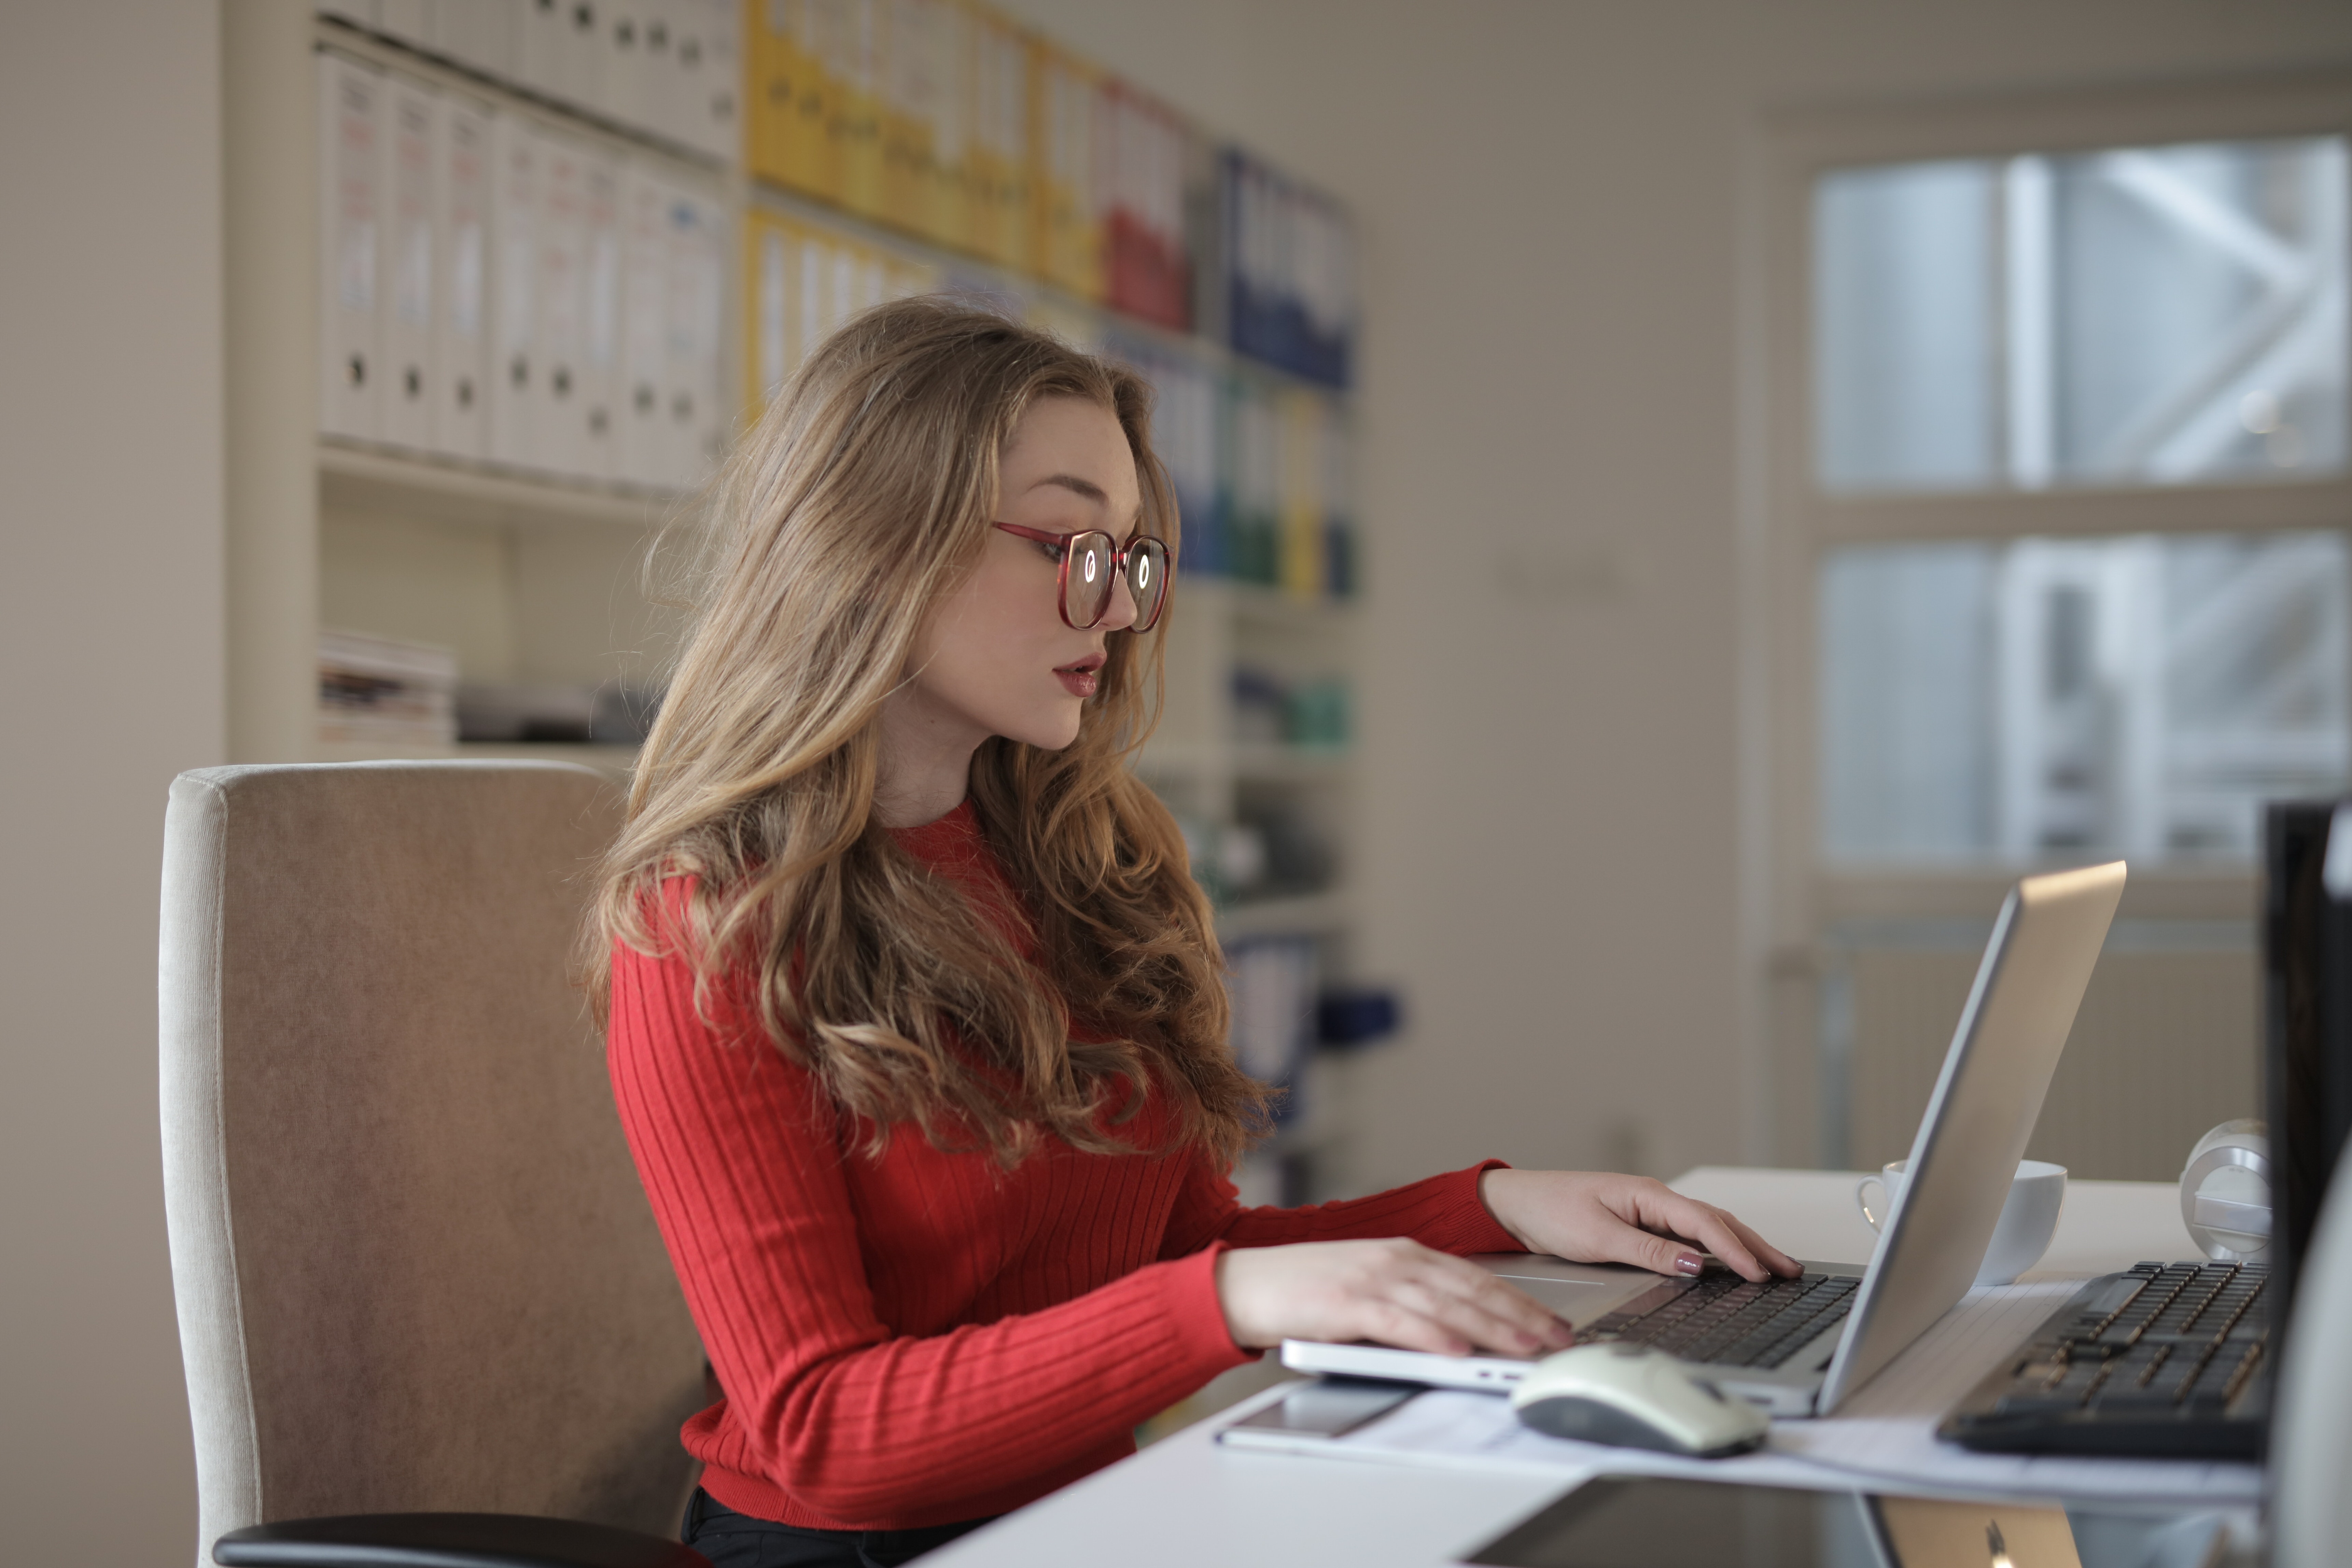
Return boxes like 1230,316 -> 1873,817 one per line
992,522 -> 1172,632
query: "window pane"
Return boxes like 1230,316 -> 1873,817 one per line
1820,531 -> 2351,863
1815,137 -> 2348,494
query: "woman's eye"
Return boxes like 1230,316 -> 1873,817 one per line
1036,539 -> 1067,564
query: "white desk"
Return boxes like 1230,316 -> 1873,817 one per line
925,1167 -> 2214,1568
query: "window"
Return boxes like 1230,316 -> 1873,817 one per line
1820,531 -> 2350,863
1752,82 -> 2352,1175
1815,136 -> 2347,494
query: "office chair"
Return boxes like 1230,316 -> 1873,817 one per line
160,761 -> 711,1568
2273,1146 -> 2352,1568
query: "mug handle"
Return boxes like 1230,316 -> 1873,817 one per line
1856,1176 -> 1888,1233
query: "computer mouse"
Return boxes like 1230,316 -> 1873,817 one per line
1509,1343 -> 1770,1458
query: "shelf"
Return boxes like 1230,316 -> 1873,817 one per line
1215,889 -> 1353,940
1135,741 -> 1352,783
318,439 -> 685,531
1227,581 -> 1358,630
1233,744 -> 1350,783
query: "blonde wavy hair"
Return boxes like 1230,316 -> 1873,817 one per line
593,296 -> 1270,1167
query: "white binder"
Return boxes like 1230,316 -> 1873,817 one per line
486,108 -> 540,470
317,50 -> 384,443
650,0 -> 697,151
694,0 -> 740,163
534,126 -> 590,477
517,0 -> 565,101
753,218 -> 793,415
431,1 -> 516,79
601,2 -> 654,134
578,149 -> 624,482
618,163 -> 672,488
432,93 -> 492,460
380,73 -> 438,451
376,0 -> 432,47
663,180 -> 727,486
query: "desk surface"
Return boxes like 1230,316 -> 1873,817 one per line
925,1167 -> 2207,1568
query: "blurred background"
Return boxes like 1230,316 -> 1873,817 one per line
5,1 -> 2349,1559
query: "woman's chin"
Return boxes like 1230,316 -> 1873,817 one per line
1003,708 -> 1085,753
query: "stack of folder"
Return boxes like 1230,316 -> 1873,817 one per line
1216,149 -> 1357,391
319,0 -> 740,164
742,208 -> 942,420
318,47 -> 728,492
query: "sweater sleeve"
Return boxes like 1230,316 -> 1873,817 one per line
1157,1150 -> 1527,1262
607,937 -> 1251,1526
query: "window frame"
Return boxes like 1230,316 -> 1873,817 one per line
1738,70 -> 2352,1163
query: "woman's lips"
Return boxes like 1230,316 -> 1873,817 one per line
1055,656 -> 1103,698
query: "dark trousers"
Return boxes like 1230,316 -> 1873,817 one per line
682,1486 -> 998,1568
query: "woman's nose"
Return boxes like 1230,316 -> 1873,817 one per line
1098,561 -> 1140,631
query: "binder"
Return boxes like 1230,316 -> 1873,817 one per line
380,73 -> 438,451
1102,83 -> 1188,331
377,0 -> 432,48
487,109 -> 540,468
880,0 -> 951,239
600,1 -> 652,132
662,180 -> 727,485
746,0 -> 803,191
810,0 -> 882,217
745,209 -> 796,423
964,3 -> 1027,272
619,163 -> 672,485
1277,389 -> 1327,601
697,0 -> 741,163
431,1 -> 516,79
535,127 -> 590,476
318,50 -> 384,443
517,0 -> 565,102
579,149 -> 624,479
928,0 -> 972,250
432,92 -> 492,460
1028,40 -> 1102,301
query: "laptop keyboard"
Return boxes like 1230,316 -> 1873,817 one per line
1574,1269 -> 1860,1369
1939,1261 -> 2269,1457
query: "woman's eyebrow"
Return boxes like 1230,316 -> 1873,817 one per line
1024,473 -> 1110,506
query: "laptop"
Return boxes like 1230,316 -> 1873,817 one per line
1282,859 -> 2127,1418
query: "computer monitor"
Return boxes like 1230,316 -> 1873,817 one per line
2262,801 -> 2352,1321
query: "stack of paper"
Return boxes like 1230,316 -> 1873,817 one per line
318,629 -> 458,749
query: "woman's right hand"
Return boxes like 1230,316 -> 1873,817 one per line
1215,1238 -> 1577,1358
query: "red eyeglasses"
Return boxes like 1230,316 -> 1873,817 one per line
993,523 -> 1172,632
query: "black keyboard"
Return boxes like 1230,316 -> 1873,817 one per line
1575,1269 -> 1860,1370
1940,1261 -> 2270,1458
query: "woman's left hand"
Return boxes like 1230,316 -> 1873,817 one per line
1479,1169 -> 1802,1283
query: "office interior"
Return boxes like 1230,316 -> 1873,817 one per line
5,0 -> 2350,1560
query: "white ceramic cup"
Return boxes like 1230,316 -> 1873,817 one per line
1854,1158 -> 2068,1286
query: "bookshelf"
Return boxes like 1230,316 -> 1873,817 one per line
226,0 -> 1371,1200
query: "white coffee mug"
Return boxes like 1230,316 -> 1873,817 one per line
1854,1158 -> 2068,1286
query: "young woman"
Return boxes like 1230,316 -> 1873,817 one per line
597,298 -> 1797,1568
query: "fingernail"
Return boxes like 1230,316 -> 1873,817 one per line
1676,1252 -> 1705,1276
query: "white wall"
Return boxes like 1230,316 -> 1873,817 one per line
997,0 -> 2352,1194
0,3 -> 223,1562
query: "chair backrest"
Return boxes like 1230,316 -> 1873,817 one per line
160,761 -> 706,1568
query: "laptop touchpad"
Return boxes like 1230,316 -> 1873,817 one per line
1488,1275 -> 1633,1318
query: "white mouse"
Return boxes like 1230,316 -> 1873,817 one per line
1509,1342 -> 1770,1457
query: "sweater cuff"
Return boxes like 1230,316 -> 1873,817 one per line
1453,1159 -> 1527,1254
1164,1240 -> 1255,1367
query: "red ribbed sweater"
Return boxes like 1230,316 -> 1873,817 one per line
607,802 -> 1521,1531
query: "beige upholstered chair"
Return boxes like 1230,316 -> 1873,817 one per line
160,761 -> 710,1568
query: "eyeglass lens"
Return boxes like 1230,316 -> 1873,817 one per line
1063,533 -> 1170,630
